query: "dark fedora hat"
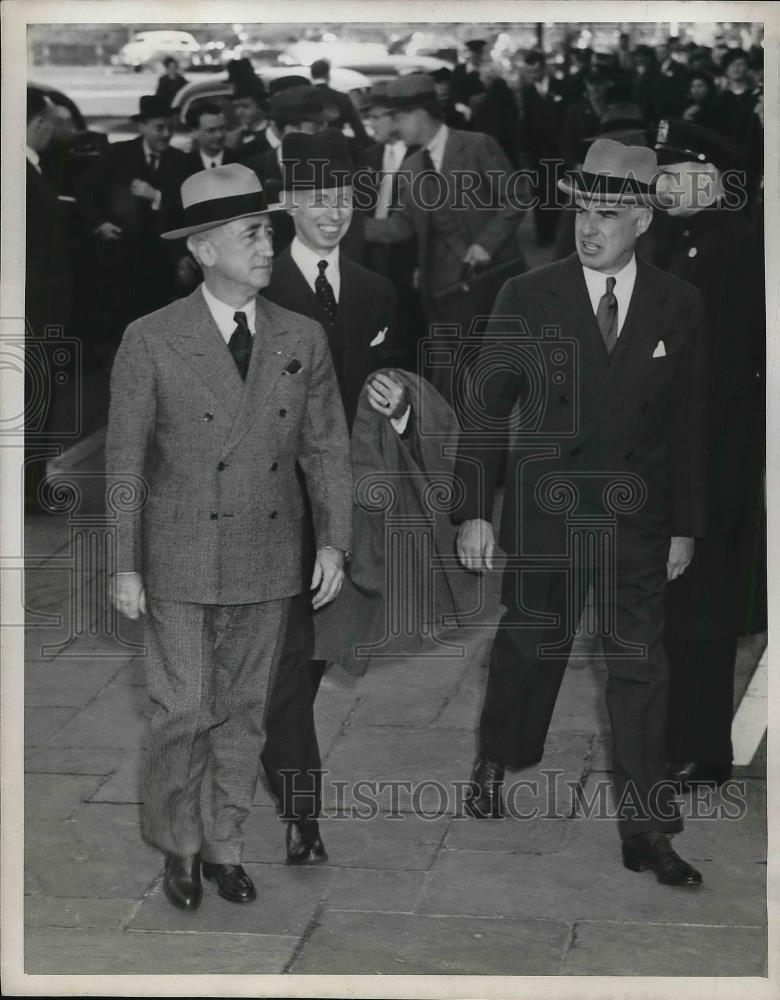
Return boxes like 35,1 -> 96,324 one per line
558,137 -> 658,205
383,73 -> 437,111
232,77 -> 268,103
131,95 -> 174,122
161,163 -> 283,240
279,128 -> 355,194
268,74 -> 312,96
584,103 -> 649,146
361,80 -> 395,112
430,66 -> 453,83
270,84 -> 327,124
465,39 -> 487,52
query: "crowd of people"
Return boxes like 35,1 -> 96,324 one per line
24,29 -> 766,913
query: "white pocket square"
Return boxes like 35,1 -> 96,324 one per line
652,340 -> 667,358
370,327 -> 388,347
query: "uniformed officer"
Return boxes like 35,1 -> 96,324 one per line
653,119 -> 766,789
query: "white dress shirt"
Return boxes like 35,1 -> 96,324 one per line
266,125 -> 281,149
425,123 -> 450,172
291,236 -> 341,300
201,282 -> 256,343
199,149 -> 225,170
582,253 -> 637,338
375,140 -> 407,219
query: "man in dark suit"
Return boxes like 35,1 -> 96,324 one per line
452,139 -> 709,887
155,57 -> 188,109
76,95 -> 186,331
25,87 -> 74,512
107,163 -> 352,911
364,73 -> 528,403
244,85 -> 328,255
653,120 -> 766,789
359,84 -> 423,370
311,58 -> 371,146
430,67 -> 469,129
451,39 -> 488,105
226,77 -> 272,160
261,130 -> 406,863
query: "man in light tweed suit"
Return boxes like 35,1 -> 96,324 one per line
106,164 -> 352,912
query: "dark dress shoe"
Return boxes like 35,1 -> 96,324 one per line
201,862 -> 257,903
286,819 -> 328,864
464,756 -> 505,818
622,832 -> 703,887
163,852 -> 203,911
667,760 -> 733,790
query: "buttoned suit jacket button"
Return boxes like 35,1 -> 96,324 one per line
203,412 -> 214,421
217,461 -> 227,471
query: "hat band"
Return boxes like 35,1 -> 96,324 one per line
386,93 -> 437,110
655,144 -> 709,163
183,191 -> 269,228
572,169 -> 651,196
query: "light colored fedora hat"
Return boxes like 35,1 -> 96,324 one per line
161,163 -> 283,240
558,137 -> 659,205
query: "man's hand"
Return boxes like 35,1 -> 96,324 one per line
130,178 -> 160,202
311,546 -> 346,610
667,536 -> 694,581
462,243 -> 491,269
95,221 -> 123,241
456,518 -> 496,572
112,572 -> 147,620
367,372 -> 409,420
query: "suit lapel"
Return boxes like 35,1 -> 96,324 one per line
168,288 -> 244,417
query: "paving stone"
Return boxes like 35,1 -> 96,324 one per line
25,773 -> 106,822
355,652 -> 471,694
345,683 -> 456,729
24,927 -> 298,975
290,910 -> 569,974
323,867 -> 426,912
418,848 -> 767,926
431,658 -> 488,729
24,658 -> 118,707
313,681 -> 362,758
110,656 -> 147,687
129,862 -> 332,936
48,682 -> 150,749
25,745 -> 128,775
26,808 -> 160,898
444,814 -> 568,855
563,920 -> 767,976
24,896 -> 137,930
547,664 -> 608,734
24,705 -> 79,745
88,749 -> 145,803
320,726 -> 478,814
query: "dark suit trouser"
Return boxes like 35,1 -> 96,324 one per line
479,557 -> 682,839
665,636 -> 737,764
142,595 -> 291,863
260,595 -> 322,821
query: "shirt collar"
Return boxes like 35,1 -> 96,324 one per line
582,253 -> 636,292
199,149 -> 224,168
266,125 -> 282,149
425,123 -> 449,169
290,235 -> 341,298
26,146 -> 41,170
201,282 -> 256,342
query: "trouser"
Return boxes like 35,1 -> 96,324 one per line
479,559 -> 681,839
665,635 -> 737,765
142,595 -> 291,863
261,595 -> 323,821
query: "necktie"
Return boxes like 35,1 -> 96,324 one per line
422,148 -> 436,173
228,311 -> 253,380
596,275 -> 618,355
315,260 -> 338,327
148,153 -> 159,174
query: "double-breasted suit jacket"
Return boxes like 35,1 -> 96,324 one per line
262,247 -> 397,430
364,128 -> 527,320
454,253 -> 708,590
105,286 -> 352,603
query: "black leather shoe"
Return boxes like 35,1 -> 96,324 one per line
622,832 -> 703,887
201,862 -> 257,903
286,819 -> 328,864
464,756 -> 505,818
162,852 -> 203,911
667,760 -> 733,790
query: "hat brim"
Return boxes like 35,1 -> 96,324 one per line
557,174 -> 655,206
161,203 -> 285,240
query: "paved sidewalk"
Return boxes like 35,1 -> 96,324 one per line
21,498 -> 768,980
